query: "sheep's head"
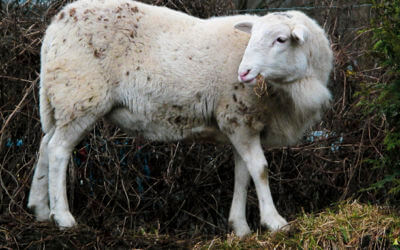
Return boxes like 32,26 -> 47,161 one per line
235,11 -> 329,86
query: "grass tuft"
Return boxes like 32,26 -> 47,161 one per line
195,201 -> 400,249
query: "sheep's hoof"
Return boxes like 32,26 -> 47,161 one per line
229,220 -> 252,238
50,211 -> 77,229
27,203 -> 51,222
261,214 -> 289,232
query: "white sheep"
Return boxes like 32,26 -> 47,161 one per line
27,0 -> 332,237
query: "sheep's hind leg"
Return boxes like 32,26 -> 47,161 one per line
47,117 -> 97,229
28,129 -> 55,221
229,132 -> 288,233
228,149 -> 251,237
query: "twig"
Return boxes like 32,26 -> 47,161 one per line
0,77 -> 38,153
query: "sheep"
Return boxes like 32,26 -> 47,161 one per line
27,0 -> 333,238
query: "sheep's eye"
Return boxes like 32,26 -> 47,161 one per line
276,37 -> 287,43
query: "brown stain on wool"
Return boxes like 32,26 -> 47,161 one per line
59,12 -> 65,20
228,117 -> 239,126
260,165 -> 268,182
195,92 -> 202,102
93,49 -> 102,58
233,94 -> 237,102
69,8 -> 76,17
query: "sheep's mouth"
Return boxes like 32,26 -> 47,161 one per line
243,74 -> 264,85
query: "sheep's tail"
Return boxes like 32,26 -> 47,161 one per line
39,75 -> 55,134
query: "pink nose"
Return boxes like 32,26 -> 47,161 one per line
239,69 -> 251,81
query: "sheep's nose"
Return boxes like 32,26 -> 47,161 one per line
239,69 -> 251,81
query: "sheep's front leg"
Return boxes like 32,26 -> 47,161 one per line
229,133 -> 288,232
228,149 -> 251,237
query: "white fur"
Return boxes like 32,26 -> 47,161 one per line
28,0 -> 332,238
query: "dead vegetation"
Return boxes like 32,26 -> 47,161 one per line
0,0 -> 399,248
194,201 -> 400,249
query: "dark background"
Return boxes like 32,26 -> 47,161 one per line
0,0 -> 395,248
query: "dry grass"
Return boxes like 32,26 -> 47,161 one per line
2,200 -> 397,249
194,201 -> 400,249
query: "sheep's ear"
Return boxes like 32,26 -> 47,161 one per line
234,21 -> 253,34
291,25 -> 309,44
